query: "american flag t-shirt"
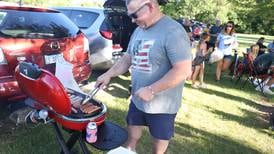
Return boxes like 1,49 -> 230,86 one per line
131,40 -> 155,73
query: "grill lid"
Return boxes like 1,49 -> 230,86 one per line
15,62 -> 72,115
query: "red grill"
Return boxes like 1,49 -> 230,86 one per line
15,62 -> 127,152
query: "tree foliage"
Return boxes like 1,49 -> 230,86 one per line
162,0 -> 233,24
228,0 -> 274,35
162,0 -> 273,35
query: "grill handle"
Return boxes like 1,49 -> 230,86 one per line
81,84 -> 101,105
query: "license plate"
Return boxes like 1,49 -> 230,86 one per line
44,54 -> 62,64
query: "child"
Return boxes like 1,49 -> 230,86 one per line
191,33 -> 210,88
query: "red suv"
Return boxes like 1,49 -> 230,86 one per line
0,5 -> 91,101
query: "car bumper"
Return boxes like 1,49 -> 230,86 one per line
0,76 -> 25,101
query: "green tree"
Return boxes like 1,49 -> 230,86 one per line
163,0 -> 273,35
162,0 -> 232,24
228,0 -> 274,35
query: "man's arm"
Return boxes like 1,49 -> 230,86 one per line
104,54 -> 131,77
95,54 -> 131,88
215,34 -> 221,48
215,40 -> 219,48
135,59 -> 192,102
149,59 -> 192,92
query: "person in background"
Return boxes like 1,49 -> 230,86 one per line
204,23 -> 210,34
207,18 -> 222,49
182,17 -> 193,41
249,47 -> 274,95
267,40 -> 274,53
95,0 -> 192,153
191,33 -> 210,88
244,44 -> 259,67
256,37 -> 267,56
215,21 -> 238,82
248,44 -> 259,54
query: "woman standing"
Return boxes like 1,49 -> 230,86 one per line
215,21 -> 238,81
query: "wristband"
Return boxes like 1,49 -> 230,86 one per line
147,86 -> 155,96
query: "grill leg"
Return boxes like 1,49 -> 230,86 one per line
62,131 -> 81,153
78,135 -> 90,154
52,122 -> 70,154
52,122 -> 91,154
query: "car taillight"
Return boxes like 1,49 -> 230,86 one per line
100,31 -> 112,40
0,48 -> 7,65
113,44 -> 123,52
84,37 -> 89,53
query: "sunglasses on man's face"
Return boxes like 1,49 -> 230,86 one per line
128,2 -> 150,19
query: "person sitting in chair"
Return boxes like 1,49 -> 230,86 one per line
256,37 -> 267,56
249,48 -> 274,95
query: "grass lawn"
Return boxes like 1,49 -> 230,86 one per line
0,33 -> 273,154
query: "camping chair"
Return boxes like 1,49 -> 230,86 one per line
238,53 -> 271,95
230,49 -> 240,80
231,61 -> 245,81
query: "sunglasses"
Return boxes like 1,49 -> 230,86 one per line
226,25 -> 233,28
128,2 -> 150,19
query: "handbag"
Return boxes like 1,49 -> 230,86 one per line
209,48 -> 224,64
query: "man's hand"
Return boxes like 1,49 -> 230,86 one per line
135,86 -> 154,102
95,73 -> 111,89
95,54 -> 132,89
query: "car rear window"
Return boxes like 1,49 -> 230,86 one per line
69,10 -> 99,29
0,9 -> 79,38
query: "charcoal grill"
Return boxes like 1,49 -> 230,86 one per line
15,62 -> 127,153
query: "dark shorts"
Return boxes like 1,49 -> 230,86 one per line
223,55 -> 232,60
126,102 -> 176,140
192,56 -> 205,66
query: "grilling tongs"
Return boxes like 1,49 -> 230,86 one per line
81,84 -> 101,105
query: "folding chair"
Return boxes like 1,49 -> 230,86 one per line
236,53 -> 270,95
230,49 -> 241,80
232,53 -> 248,84
231,61 -> 245,81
